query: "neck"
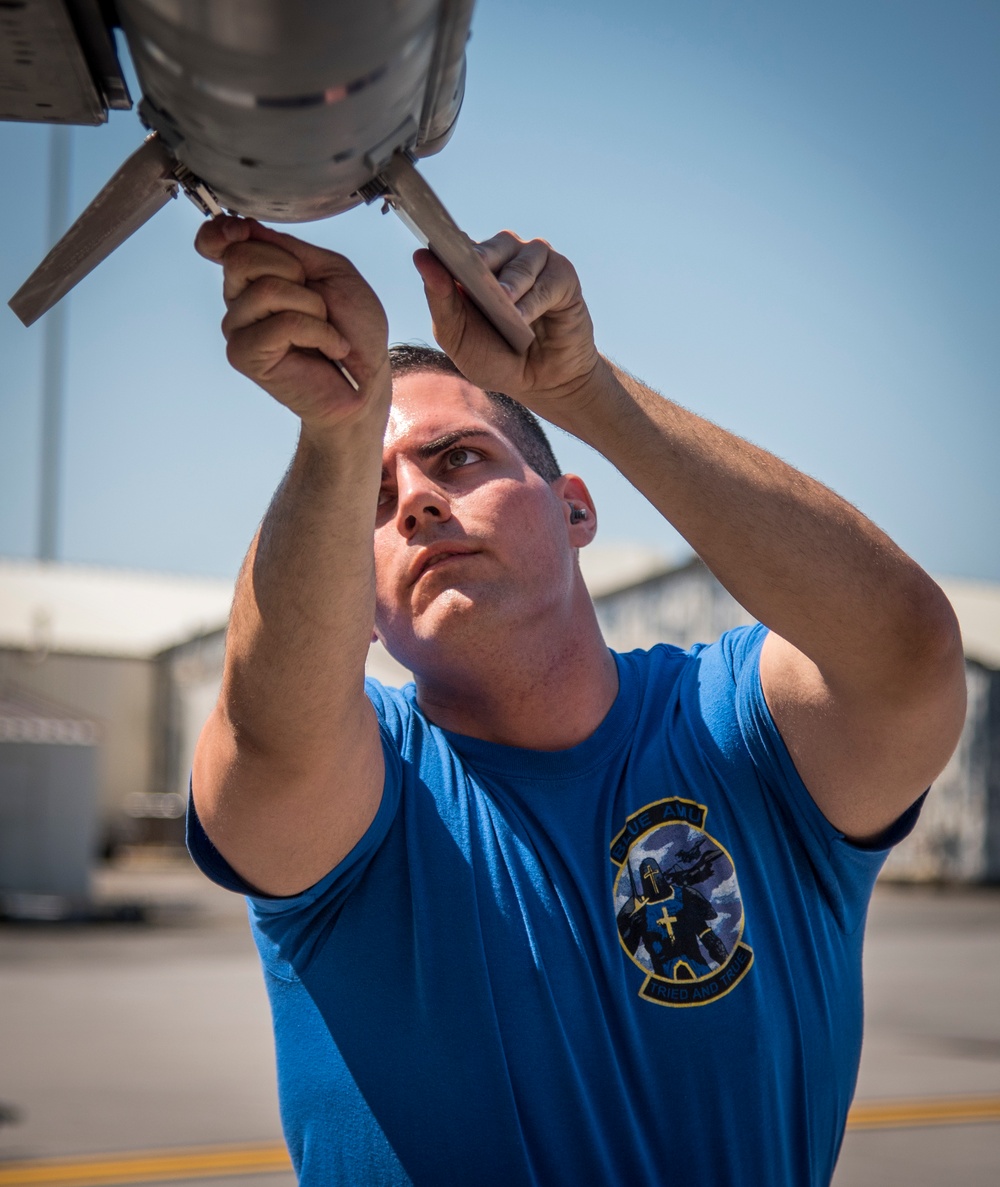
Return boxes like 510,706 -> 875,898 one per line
411,593 -> 619,750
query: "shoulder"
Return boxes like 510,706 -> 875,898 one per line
614,623 -> 766,678
604,626 -> 766,776
615,623 -> 767,717
363,677 -> 462,787
365,676 -> 412,722
365,677 -> 421,744
690,622 -> 768,677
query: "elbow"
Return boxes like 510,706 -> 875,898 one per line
885,578 -> 967,738
900,578 -> 965,682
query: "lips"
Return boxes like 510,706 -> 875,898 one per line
410,545 -> 479,584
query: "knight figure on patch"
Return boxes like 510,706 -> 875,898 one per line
610,797 -> 754,1007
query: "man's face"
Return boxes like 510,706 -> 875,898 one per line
373,371 -> 581,670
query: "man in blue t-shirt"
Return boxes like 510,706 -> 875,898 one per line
188,216 -> 965,1185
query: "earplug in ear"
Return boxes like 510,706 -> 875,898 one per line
570,506 -> 588,524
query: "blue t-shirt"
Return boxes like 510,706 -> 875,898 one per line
188,625 -> 921,1186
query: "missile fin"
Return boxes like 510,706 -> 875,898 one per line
9,133 -> 179,327
381,153 -> 535,355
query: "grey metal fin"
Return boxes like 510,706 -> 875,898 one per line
380,153 -> 535,355
9,133 -> 179,327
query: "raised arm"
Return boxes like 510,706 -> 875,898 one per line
415,234 -> 966,842
192,217 -> 390,896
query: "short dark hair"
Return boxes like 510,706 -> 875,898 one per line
388,343 -> 562,484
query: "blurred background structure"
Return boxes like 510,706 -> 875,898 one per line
0,558 -> 232,913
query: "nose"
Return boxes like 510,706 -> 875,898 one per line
395,461 -> 452,538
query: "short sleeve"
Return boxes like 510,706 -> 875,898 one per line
720,624 -> 924,931
186,677 -> 408,921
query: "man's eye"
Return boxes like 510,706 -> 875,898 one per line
445,448 -> 479,469
377,488 -> 394,508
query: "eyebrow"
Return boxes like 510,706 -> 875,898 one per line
413,428 -> 496,460
381,428 -> 499,480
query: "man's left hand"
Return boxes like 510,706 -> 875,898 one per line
413,232 -> 603,419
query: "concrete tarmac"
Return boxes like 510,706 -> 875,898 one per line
0,852 -> 998,1186
833,883 -> 1000,1186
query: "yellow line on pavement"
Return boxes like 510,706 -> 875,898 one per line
0,1142 -> 291,1187
3,1096 -> 1000,1187
846,1093 -> 1000,1130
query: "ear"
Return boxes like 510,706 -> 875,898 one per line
551,473 -> 597,547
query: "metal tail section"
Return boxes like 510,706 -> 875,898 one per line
9,133 -> 179,327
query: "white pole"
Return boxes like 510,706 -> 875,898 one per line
37,124 -> 72,563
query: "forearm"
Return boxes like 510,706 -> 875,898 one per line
218,410 -> 386,772
557,358 -> 958,689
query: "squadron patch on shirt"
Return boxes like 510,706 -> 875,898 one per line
610,797 -> 753,1007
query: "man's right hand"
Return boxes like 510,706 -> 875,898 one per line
195,216 -> 392,433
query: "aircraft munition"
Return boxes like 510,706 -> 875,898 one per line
1,0 -> 533,352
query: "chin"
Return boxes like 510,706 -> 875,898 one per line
381,586 -> 508,670
415,587 -> 483,640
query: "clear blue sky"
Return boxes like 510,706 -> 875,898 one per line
1,0 -> 997,581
